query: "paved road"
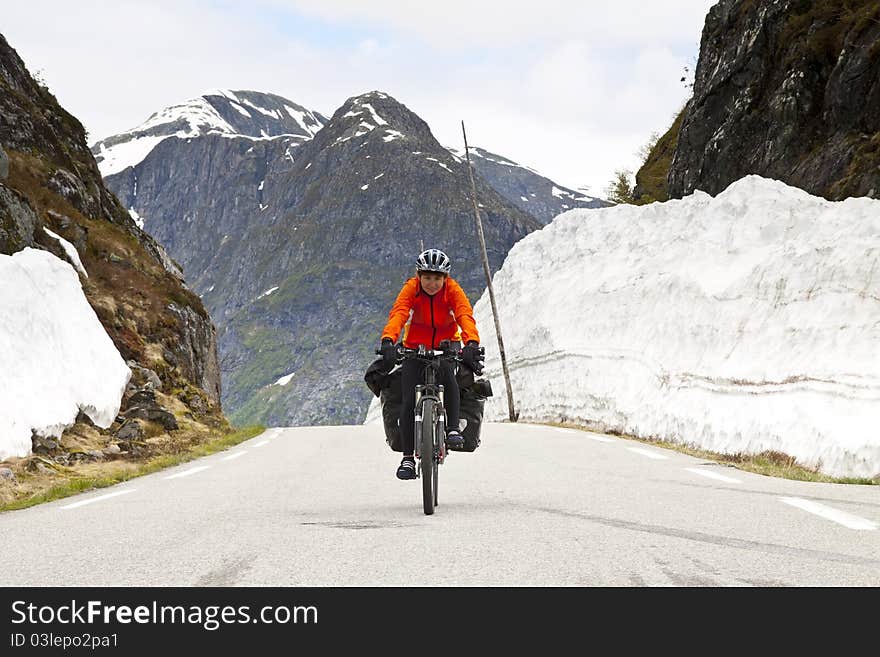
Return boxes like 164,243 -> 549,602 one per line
1,423 -> 878,586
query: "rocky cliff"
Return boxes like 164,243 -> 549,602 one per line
100,90 -> 544,427
640,0 -> 880,201
0,32 -> 226,466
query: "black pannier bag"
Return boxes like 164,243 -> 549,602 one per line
365,358 -> 492,453
379,367 -> 404,452
452,368 -> 492,452
364,357 -> 404,451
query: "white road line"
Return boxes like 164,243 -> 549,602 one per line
61,489 -> 136,509
627,447 -> 669,460
552,427 -> 616,442
253,440 -> 269,448
164,466 -> 210,480
779,497 -> 877,531
221,451 -> 247,461
684,467 -> 741,484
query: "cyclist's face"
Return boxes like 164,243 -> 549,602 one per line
418,271 -> 446,295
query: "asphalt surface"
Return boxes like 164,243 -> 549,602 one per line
1,423 -> 878,586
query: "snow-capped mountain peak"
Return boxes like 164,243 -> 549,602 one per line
323,91 -> 434,150
130,95 -> 236,137
91,90 -> 328,177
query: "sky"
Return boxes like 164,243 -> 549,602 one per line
2,0 -> 716,196
367,176 -> 880,480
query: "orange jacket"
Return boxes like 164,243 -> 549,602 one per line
382,276 -> 480,349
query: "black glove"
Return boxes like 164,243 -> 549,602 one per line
460,341 -> 483,374
380,338 -> 397,368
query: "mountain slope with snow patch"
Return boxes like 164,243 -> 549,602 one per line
448,146 -> 609,224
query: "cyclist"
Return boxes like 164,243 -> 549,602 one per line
379,248 -> 483,480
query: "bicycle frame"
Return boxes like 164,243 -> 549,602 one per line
398,344 -> 460,514
413,365 -> 446,466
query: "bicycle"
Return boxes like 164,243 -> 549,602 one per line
376,341 -> 484,515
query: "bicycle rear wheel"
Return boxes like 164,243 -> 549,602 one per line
420,400 -> 436,515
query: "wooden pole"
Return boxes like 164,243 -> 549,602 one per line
461,121 -> 518,422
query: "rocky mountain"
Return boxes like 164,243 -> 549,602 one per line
0,32 -> 226,464
447,146 -> 609,224
636,0 -> 880,202
98,90 -> 544,427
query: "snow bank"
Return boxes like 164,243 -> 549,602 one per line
0,248 -> 131,460
474,176 -> 880,479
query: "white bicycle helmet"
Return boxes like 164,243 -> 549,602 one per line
416,248 -> 451,274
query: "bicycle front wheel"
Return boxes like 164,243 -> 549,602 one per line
433,422 -> 439,507
420,400 -> 436,515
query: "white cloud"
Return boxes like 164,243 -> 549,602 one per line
277,0 -> 713,49
2,0 -> 715,196
355,38 -> 382,57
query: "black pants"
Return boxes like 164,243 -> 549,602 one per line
399,358 -> 460,456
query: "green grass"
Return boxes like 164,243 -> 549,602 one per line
633,108 -> 685,203
0,425 -> 265,513
539,421 -> 878,485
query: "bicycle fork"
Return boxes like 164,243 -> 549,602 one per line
413,386 -> 447,469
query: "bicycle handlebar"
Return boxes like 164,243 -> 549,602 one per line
374,343 -> 485,373
374,344 -> 485,357
372,346 -> 458,358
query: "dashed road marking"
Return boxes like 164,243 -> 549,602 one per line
221,451 -> 247,461
779,497 -> 877,531
684,467 -> 741,484
253,441 -> 269,448
552,427 -> 616,442
627,447 -> 669,460
164,466 -> 211,480
61,489 -> 136,509
550,426 -> 617,442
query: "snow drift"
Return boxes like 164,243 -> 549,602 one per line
473,176 -> 880,478
0,248 -> 131,460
